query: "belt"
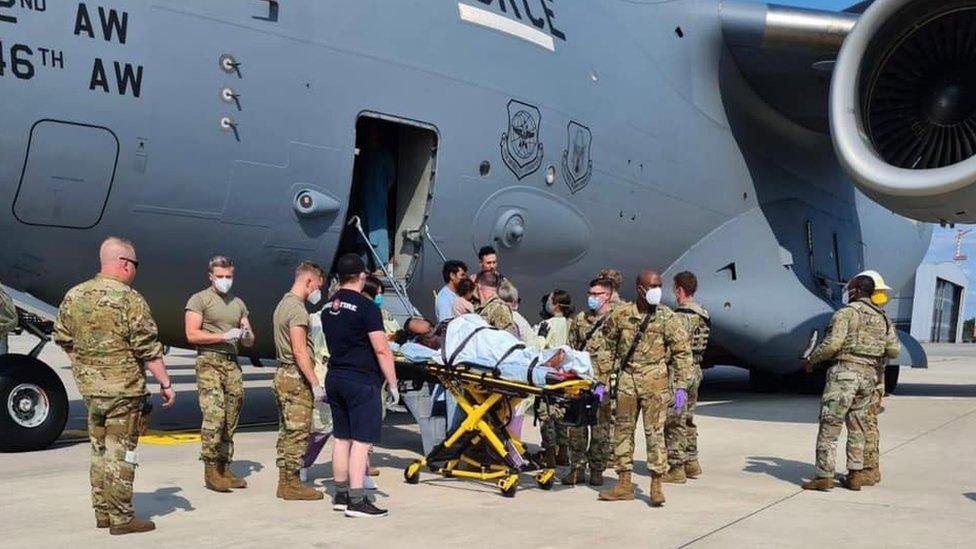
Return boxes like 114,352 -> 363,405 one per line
199,350 -> 238,361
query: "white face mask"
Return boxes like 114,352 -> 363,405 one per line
307,289 -> 322,305
213,278 -> 233,294
644,287 -> 663,306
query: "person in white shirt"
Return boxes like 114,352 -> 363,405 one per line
435,260 -> 468,322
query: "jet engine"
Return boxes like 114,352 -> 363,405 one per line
831,0 -> 976,224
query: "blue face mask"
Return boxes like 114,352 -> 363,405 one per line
374,295 -> 384,307
544,300 -> 554,315
587,296 -> 602,311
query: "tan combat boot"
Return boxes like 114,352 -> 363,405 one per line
277,470 -> 324,501
598,471 -> 635,501
844,470 -> 864,491
109,517 -> 156,536
204,462 -> 232,493
865,465 -> 881,486
96,514 -> 110,529
801,477 -> 834,491
588,467 -> 605,487
560,466 -> 586,485
661,465 -> 687,484
684,459 -> 702,478
649,475 -> 666,507
218,461 -> 247,489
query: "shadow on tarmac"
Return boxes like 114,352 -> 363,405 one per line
743,456 -> 811,485
133,486 -> 195,519
230,459 -> 265,479
964,492 -> 976,502
892,383 -> 976,398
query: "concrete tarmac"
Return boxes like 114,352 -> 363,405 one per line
2,336 -> 975,547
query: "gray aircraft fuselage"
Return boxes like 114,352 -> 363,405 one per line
0,0 -> 931,375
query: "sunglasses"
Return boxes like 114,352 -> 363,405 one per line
120,257 -> 140,269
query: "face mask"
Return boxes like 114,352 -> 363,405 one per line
213,278 -> 233,294
644,287 -> 663,306
544,301 -> 554,315
374,295 -> 384,307
842,288 -> 851,305
587,296 -> 603,311
871,291 -> 889,307
307,289 -> 322,305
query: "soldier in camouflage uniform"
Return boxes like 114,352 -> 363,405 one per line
663,271 -> 710,483
475,270 -> 517,336
53,237 -> 175,536
562,277 -> 618,486
863,365 -> 885,486
272,261 -> 326,500
599,270 -> 692,507
184,255 -> 255,492
801,272 -> 899,491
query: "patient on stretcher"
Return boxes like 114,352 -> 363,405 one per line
432,314 -> 593,387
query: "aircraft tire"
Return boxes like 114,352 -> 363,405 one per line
748,369 -> 779,393
0,354 -> 69,452
884,364 -> 900,395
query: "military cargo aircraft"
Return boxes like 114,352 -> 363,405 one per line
1,0 -> 967,450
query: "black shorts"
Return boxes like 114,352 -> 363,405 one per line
326,370 -> 382,444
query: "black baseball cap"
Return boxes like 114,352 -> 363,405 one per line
335,253 -> 367,277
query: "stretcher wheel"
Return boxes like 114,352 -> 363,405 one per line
499,474 -> 519,498
404,460 -> 423,484
536,470 -> 556,490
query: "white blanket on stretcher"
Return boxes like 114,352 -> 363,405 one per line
433,314 -> 593,386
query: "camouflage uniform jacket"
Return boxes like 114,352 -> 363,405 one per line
568,309 -> 614,377
673,300 -> 710,368
478,295 -> 517,336
603,302 -> 693,391
808,298 -> 899,367
54,274 -> 164,397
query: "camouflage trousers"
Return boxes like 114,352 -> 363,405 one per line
864,369 -> 885,470
613,368 -> 670,475
536,399 -> 569,450
814,363 -> 876,478
666,366 -> 702,467
274,364 -> 313,473
85,395 -> 144,527
196,353 -> 244,463
568,398 -> 614,472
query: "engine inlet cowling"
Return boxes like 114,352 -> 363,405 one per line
831,0 -> 976,223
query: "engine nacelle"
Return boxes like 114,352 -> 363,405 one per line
831,0 -> 976,224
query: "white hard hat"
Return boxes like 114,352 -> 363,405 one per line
852,270 -> 893,291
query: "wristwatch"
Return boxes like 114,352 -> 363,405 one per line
160,383 -> 172,390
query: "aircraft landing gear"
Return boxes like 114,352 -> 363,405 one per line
0,354 -> 68,452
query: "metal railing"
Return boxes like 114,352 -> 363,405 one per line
346,216 -> 419,316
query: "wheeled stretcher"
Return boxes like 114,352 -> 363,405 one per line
397,359 -> 602,498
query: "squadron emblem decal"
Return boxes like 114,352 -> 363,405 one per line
500,100 -> 544,180
561,121 -> 592,194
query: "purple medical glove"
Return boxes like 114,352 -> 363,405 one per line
673,388 -> 687,411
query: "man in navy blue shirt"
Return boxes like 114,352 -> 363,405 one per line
323,254 -> 398,518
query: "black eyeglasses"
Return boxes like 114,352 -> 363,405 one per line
120,257 -> 140,269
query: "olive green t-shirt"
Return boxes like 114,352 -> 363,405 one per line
273,292 -> 310,366
186,288 -> 249,354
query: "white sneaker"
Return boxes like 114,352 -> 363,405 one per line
300,468 -> 309,483
364,475 -> 377,490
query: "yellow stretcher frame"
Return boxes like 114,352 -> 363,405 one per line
401,360 -> 595,498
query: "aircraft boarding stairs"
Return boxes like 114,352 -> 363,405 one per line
346,216 -> 448,454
